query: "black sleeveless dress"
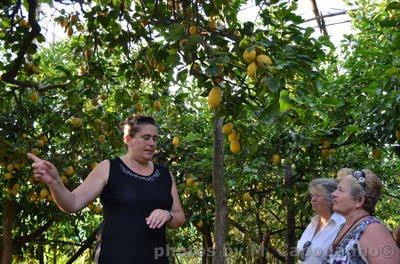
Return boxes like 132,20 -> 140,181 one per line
98,157 -> 173,263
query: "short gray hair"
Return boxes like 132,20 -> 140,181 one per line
309,178 -> 338,211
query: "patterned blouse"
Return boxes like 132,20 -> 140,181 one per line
323,216 -> 381,264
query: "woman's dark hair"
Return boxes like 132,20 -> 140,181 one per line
120,115 -> 157,137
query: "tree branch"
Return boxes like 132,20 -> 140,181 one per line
2,79 -> 71,91
228,217 -> 286,261
65,228 -> 97,264
13,220 -> 54,249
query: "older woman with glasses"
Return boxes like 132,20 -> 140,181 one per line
297,178 -> 345,263
323,168 -> 400,263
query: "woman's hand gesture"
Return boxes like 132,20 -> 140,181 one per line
27,153 -> 60,185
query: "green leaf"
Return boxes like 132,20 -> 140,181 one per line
165,23 -> 185,41
386,2 -> 400,10
265,77 -> 281,94
176,69 -> 188,83
279,90 -> 293,112
335,135 -> 347,146
36,33 -> 46,43
385,67 -> 399,77
259,98 -> 280,122
304,27 -> 314,38
321,97 -> 344,107
318,35 -> 335,50
345,124 -> 360,136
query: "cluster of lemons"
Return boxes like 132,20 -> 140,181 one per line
243,48 -> 273,79
222,122 -> 240,154
134,100 -> 162,114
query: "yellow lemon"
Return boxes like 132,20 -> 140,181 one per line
30,192 -> 37,202
186,177 -> 195,186
90,162 -> 98,170
247,62 -> 257,79
256,54 -> 273,66
6,163 -> 14,172
242,192 -> 252,201
98,135 -> 106,144
228,130 -> 238,142
4,172 -> 13,180
156,63 -> 165,72
222,123 -> 234,135
242,49 -> 256,64
207,86 -> 222,108
71,117 -> 82,128
272,154 -> 281,166
153,100 -> 161,111
188,25 -> 197,36
30,91 -> 39,103
230,141 -> 240,154
19,19 -> 29,28
172,136 -> 180,146
65,166 -> 76,176
60,175 -> 68,184
196,220 -> 203,228
40,188 -> 49,199
36,139 -> 46,148
135,103 -> 143,113
208,19 -> 217,30
39,135 -> 48,143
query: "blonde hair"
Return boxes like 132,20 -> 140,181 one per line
336,168 -> 382,214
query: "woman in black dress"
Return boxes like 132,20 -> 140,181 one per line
28,115 -> 185,263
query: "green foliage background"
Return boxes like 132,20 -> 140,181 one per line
0,0 -> 399,263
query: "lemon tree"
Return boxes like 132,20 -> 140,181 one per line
1,0 -> 399,263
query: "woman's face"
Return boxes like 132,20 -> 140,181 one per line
127,124 -> 158,161
310,187 -> 330,214
332,177 -> 358,216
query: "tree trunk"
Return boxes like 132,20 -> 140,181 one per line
212,117 -> 227,264
52,244 -> 57,264
255,240 -> 267,264
201,228 -> 213,264
285,166 -> 296,264
1,199 -> 16,264
38,243 -> 44,264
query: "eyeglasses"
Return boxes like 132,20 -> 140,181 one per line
352,170 -> 366,188
298,241 -> 312,261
